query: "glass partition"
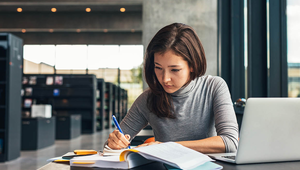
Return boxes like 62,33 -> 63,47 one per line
287,0 -> 300,97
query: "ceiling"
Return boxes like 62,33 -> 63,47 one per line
0,0 -> 142,12
0,0 -> 143,44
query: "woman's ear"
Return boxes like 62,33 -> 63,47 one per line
190,67 -> 194,73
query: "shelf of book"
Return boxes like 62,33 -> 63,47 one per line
112,84 -> 120,123
0,115 -> 4,129
22,106 -> 94,110
0,61 -> 6,82
22,74 -> 97,134
105,82 -> 113,129
0,33 -> 23,162
0,154 -> 5,162
120,89 -> 128,120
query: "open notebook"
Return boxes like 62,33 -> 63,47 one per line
70,142 -> 222,170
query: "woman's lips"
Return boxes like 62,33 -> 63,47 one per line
164,85 -> 173,88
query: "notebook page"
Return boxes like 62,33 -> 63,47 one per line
103,145 -> 128,156
70,154 -> 129,169
72,154 -> 120,161
135,142 -> 213,169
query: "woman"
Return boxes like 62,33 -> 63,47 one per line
107,23 -> 239,153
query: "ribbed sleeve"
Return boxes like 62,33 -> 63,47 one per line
212,77 -> 239,152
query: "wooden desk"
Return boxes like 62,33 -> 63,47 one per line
39,154 -> 300,170
38,161 -> 167,170
216,161 -> 300,170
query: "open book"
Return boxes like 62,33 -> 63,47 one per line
70,142 -> 222,170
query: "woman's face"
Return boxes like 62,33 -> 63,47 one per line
154,50 -> 193,94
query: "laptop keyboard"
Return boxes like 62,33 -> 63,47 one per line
222,156 -> 236,160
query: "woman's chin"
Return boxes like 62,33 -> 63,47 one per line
163,87 -> 178,94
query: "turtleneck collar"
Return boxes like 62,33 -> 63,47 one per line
170,78 -> 196,97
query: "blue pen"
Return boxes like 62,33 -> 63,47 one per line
112,115 -> 131,149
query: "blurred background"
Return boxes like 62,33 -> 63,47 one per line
0,0 -> 299,169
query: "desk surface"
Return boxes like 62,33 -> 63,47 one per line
39,156 -> 300,170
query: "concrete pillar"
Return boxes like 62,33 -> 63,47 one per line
142,0 -> 217,89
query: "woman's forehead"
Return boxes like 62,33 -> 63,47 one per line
154,51 -> 188,67
154,50 -> 183,60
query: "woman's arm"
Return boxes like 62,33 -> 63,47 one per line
212,77 -> 239,152
137,136 -> 225,153
106,91 -> 150,149
176,136 -> 225,153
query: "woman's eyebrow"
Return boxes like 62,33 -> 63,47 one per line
168,65 -> 181,67
154,63 -> 182,67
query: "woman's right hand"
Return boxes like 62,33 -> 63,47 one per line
107,130 -> 131,150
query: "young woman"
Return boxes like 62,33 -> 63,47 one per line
107,23 -> 239,153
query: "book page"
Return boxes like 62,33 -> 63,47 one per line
103,145 -> 128,156
72,154 -> 120,161
134,142 -> 213,169
70,154 -> 129,169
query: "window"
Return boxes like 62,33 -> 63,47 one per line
23,44 -> 144,107
287,0 -> 300,97
55,45 -> 88,70
244,0 -> 248,99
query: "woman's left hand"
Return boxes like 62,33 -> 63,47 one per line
136,141 -> 162,148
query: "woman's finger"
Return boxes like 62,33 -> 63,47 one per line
108,130 -> 128,149
114,130 -> 130,146
107,137 -> 123,149
109,130 -> 130,148
125,134 -> 131,140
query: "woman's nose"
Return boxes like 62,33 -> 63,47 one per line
162,71 -> 171,82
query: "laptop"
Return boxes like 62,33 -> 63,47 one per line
207,98 -> 300,164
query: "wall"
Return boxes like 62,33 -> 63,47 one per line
142,0 -> 217,89
23,59 -> 134,83
23,60 -> 54,74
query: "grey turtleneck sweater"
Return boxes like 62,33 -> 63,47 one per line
120,75 -> 239,153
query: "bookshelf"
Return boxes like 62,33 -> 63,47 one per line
97,80 -> 128,130
104,82 -> 113,129
120,88 -> 128,121
21,74 -> 97,134
96,79 -> 105,131
0,33 -> 23,162
112,84 -> 120,123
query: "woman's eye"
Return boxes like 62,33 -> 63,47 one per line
172,69 -> 181,72
155,66 -> 162,70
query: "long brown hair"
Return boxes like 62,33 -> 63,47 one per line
144,23 -> 207,118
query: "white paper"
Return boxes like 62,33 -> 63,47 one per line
135,142 -> 213,169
